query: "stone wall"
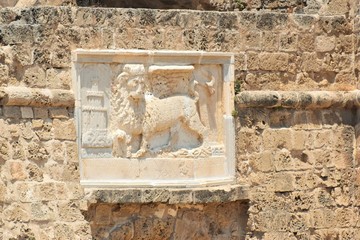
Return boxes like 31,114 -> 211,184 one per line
0,0 -> 359,239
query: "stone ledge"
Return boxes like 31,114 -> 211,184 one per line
84,185 -> 249,204
236,90 -> 360,109
0,87 -> 74,107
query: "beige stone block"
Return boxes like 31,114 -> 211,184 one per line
0,137 -> 10,161
26,162 -> 43,182
320,0 -> 351,15
65,141 -> 78,163
33,108 -> 48,119
261,31 -> 279,51
315,36 -> 336,52
335,208 -> 357,228
22,65 -> 46,88
20,107 -> 34,119
241,31 -> 261,50
49,108 -> 69,119
54,223 -> 75,240
298,33 -> 315,52
3,106 -> 21,118
3,203 -> 30,222
53,119 -> 76,140
237,129 -> 262,154
32,119 -> 43,128
21,121 -> 35,140
31,202 -> 55,221
46,68 -> 71,89
294,171 -> 322,190
258,52 -> 289,71
301,52 -> 321,72
313,188 -> 336,208
66,182 -> 84,200
58,201 -> 84,222
34,182 -> 68,201
269,109 -> 293,128
246,51 -> 259,70
270,172 -> 295,192
0,181 -> 7,202
35,121 -> 53,140
8,161 -> 27,181
280,33 -> 298,52
248,151 -> 273,172
291,130 -> 309,151
45,140 -> 65,162
310,208 -> 335,228
263,129 -> 292,150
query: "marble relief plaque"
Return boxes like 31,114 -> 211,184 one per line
73,50 -> 235,187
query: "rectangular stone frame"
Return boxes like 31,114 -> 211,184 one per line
72,49 -> 235,187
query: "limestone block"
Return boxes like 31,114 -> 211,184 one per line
3,106 -> 21,118
258,52 -> 289,71
271,173 -> 295,192
0,137 -> 10,161
301,53 -> 321,72
34,121 -> 52,140
33,108 -> 48,119
26,162 -> 43,182
3,203 -> 30,222
54,224 -> 75,240
8,161 -> 27,181
315,36 -> 336,52
319,0 -> 352,15
20,107 -> 34,119
0,181 -> 7,203
53,119 -> 76,140
58,201 -> 84,222
261,31 -> 279,51
30,202 -> 55,221
335,208 -> 358,228
22,66 -> 46,88
248,151 -> 274,173
49,108 -> 68,119
263,129 -> 292,150
46,68 -> 71,89
27,141 -> 48,162
311,208 -> 335,229
280,33 -> 298,52
256,13 -> 288,31
34,182 -> 68,201
241,31 -> 261,50
298,33 -> 315,52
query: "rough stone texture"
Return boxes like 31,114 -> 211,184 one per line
0,2 -> 359,239
86,185 -> 248,204
237,90 -> 360,109
87,201 -> 249,240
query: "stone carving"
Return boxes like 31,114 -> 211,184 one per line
74,50 -> 235,186
110,64 -> 208,158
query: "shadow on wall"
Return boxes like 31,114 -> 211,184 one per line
76,0 -> 218,10
85,201 -> 249,239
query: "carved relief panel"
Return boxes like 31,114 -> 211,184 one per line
73,50 -> 235,187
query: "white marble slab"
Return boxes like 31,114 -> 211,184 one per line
72,49 -> 235,187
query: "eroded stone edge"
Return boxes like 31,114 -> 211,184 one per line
236,90 -> 360,109
0,87 -> 74,107
84,185 -> 249,204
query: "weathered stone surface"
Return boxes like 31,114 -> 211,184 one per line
0,4 -> 359,240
